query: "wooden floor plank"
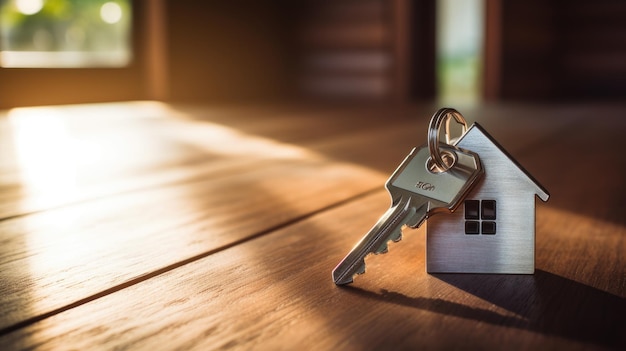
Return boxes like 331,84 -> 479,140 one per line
514,112 -> 626,298
0,183 -> 622,350
1,102 -> 624,350
0,102 -> 581,220
0,157 -> 385,331
0,102 -> 434,330
1,102 -> 402,219
0,102 -> 573,332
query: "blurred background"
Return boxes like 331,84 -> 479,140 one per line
1,0 -> 625,109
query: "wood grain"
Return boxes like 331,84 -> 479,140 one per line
0,102 -> 435,331
0,188 -> 622,350
0,102 -> 624,350
0,102 -> 425,219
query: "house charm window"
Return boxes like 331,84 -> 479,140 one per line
464,200 -> 496,235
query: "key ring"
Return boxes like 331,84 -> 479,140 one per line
428,108 -> 468,172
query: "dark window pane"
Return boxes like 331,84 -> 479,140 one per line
482,221 -> 496,234
481,200 -> 496,220
465,200 -> 479,219
465,221 -> 480,234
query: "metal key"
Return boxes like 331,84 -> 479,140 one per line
332,143 -> 483,285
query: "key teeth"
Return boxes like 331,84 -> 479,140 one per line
376,243 -> 388,254
355,263 -> 366,275
390,229 -> 403,243
376,227 -> 404,254
333,222 -> 407,285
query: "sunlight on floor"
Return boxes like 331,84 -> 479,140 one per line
159,104 -> 321,161
4,101 -> 325,207
8,107 -> 82,198
1,101 -> 388,334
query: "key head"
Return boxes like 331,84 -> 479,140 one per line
385,143 -> 483,214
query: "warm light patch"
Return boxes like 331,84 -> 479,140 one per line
15,0 -> 43,15
161,106 -> 320,161
167,120 -> 318,160
100,2 -> 122,24
8,108 -> 79,198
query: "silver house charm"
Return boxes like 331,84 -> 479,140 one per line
426,123 -> 549,274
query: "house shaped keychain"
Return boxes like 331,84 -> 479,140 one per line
426,122 -> 550,274
332,108 -> 550,285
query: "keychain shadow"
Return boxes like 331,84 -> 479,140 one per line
344,270 -> 626,348
343,286 -> 529,326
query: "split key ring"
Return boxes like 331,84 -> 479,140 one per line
427,108 -> 469,172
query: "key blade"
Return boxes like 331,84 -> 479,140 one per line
332,198 -> 416,285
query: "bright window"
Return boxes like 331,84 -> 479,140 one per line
0,0 -> 132,68
437,0 -> 484,104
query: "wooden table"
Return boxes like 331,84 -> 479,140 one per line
0,101 -> 624,350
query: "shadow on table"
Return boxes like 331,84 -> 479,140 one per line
345,270 -> 626,349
